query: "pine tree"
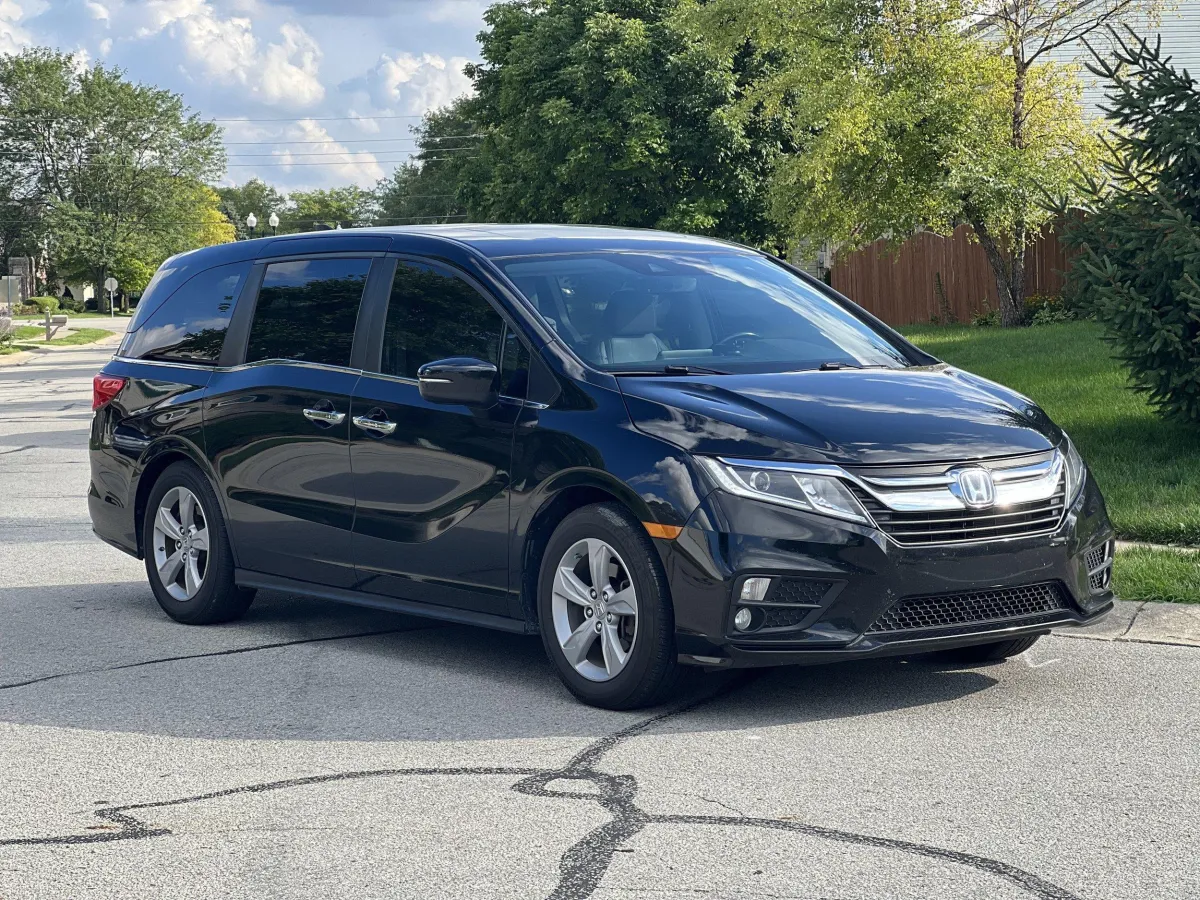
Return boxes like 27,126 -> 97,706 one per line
1063,28 -> 1200,424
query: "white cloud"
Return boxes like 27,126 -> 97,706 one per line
258,21 -> 323,106
366,52 -> 472,115
276,119 -> 384,182
220,118 -> 386,188
136,1 -> 324,108
0,0 -> 32,55
71,48 -> 91,73
85,1 -> 109,22
99,37 -> 112,55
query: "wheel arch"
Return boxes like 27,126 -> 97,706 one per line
514,469 -> 656,627
132,439 -> 230,560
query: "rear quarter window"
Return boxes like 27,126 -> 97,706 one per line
121,262 -> 251,364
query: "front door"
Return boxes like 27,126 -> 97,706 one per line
204,256 -> 375,588
350,259 -> 530,615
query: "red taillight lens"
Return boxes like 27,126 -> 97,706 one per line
93,374 -> 127,411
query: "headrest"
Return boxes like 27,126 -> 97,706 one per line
603,289 -> 657,336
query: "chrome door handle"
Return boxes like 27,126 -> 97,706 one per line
353,415 -> 397,436
303,407 -> 346,425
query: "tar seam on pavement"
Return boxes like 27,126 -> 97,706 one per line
0,673 -> 1085,900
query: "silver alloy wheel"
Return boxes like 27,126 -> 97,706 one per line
151,486 -> 209,602
551,538 -> 639,682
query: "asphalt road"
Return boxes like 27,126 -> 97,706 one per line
1,342 -> 1197,900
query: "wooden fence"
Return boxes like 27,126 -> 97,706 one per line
829,223 -> 1073,326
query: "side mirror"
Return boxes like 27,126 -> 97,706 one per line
417,357 -> 499,408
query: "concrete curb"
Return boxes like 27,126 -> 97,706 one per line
1056,599 -> 1200,647
1116,540 -> 1200,555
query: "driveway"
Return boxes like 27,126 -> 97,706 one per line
1,344 -> 1197,899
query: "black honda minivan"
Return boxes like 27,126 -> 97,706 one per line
89,225 -> 1114,708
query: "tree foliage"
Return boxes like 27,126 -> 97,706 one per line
688,0 -> 1154,324
0,49 -> 227,305
1061,31 -> 1200,424
429,0 -> 783,247
216,178 -> 287,239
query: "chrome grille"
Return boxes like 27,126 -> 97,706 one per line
851,479 -> 1067,546
868,582 -> 1070,633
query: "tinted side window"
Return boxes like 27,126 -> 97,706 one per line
500,327 -> 530,398
122,262 -> 250,363
381,262 -> 504,379
245,258 -> 371,367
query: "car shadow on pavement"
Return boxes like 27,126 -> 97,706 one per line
0,582 -> 1000,744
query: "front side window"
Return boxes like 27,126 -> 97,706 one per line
497,251 -> 912,375
245,258 -> 372,367
122,262 -> 250,364
381,261 -> 504,379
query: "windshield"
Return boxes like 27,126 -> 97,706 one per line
497,250 -> 911,374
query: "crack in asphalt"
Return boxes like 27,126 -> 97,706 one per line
0,675 -> 1085,900
0,626 -> 437,692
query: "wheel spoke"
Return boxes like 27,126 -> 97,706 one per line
178,490 -> 196,533
587,539 -> 611,592
601,623 -> 629,675
190,527 -> 210,552
184,554 -> 202,596
561,618 -> 599,668
607,586 -> 637,617
155,506 -> 183,541
158,548 -> 183,585
554,567 -> 591,607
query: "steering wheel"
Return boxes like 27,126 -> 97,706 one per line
712,332 -> 763,355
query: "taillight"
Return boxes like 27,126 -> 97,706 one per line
93,374 -> 127,411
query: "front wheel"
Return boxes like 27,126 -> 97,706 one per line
938,634 -> 1042,664
537,503 -> 679,709
143,461 -> 255,625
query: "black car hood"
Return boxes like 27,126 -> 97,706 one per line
618,366 -> 1062,465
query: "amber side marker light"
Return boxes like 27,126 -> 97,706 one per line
643,522 -> 683,540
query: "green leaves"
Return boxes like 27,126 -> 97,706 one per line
1064,31 -> 1200,424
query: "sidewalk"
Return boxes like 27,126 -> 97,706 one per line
1060,599 -> 1200,647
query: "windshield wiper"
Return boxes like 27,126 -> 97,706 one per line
613,364 -> 732,376
816,362 -> 894,371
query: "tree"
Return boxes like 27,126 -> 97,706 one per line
375,101 -> 484,227
691,0 -> 1155,324
437,0 -> 783,247
282,186 -> 377,232
216,178 -> 287,239
0,49 -> 226,309
1060,31 -> 1200,424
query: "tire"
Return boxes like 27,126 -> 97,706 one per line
142,461 -> 255,625
938,634 -> 1042,664
537,503 -> 680,710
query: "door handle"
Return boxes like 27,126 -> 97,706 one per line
303,407 -> 346,426
353,414 -> 397,436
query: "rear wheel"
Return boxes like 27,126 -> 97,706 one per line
143,461 -> 254,625
939,634 -> 1042,664
538,503 -> 679,709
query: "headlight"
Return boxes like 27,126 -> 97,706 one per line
696,457 -> 870,524
1063,435 -> 1086,505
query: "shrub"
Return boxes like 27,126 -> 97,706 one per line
28,296 -> 59,315
58,296 -> 84,313
0,316 -> 12,347
1062,31 -> 1200,425
971,304 -> 999,327
1024,293 -> 1075,326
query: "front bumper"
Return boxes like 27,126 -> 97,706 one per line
659,473 -> 1114,668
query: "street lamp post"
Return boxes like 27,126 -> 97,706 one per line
268,213 -> 279,236
246,213 -> 258,240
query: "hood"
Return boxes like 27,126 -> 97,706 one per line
618,366 -> 1062,465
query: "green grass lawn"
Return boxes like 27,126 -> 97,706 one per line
902,322 -> 1200,546
1113,547 -> 1200,604
15,310 -> 132,320
901,322 -> 1200,604
12,325 -> 112,347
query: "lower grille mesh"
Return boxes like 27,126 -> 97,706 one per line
868,582 -> 1070,634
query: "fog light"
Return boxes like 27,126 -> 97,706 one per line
739,577 -> 772,602
733,607 -> 754,631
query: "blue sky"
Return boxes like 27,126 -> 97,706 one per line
0,0 -> 486,191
